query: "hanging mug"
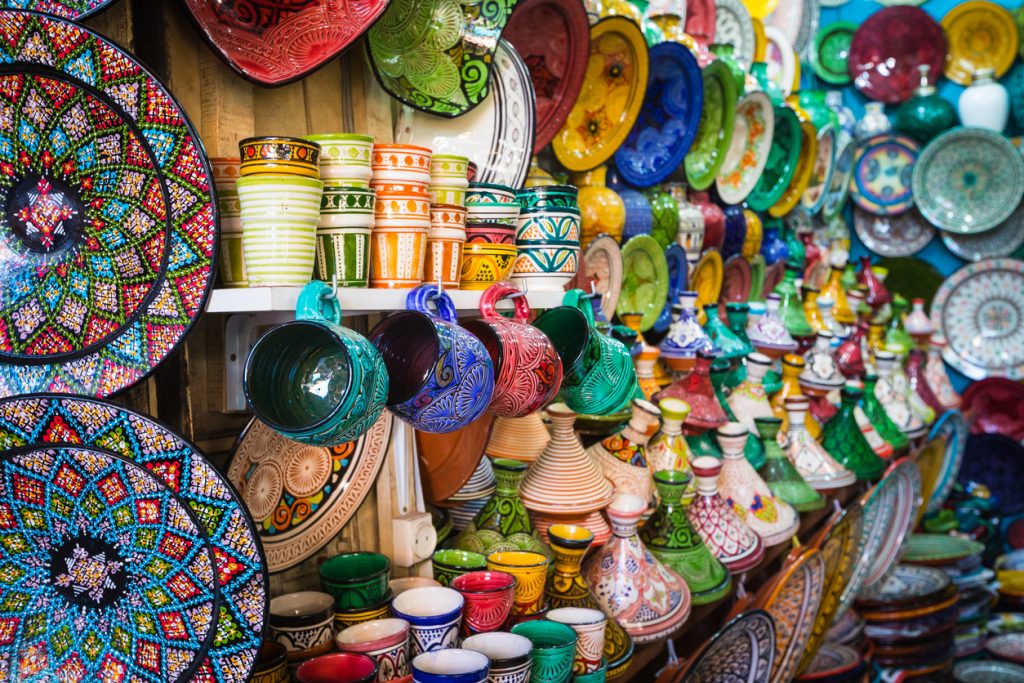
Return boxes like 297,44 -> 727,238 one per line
244,280 -> 389,446
463,282 -> 563,418
369,284 -> 495,433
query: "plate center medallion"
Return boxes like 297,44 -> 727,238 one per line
978,299 -> 1019,338
7,174 -> 84,256
50,534 -> 127,608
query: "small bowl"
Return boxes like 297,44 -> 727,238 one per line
295,652 -> 378,683
391,586 -> 464,625
467,183 -> 519,207
432,549 -> 488,586
336,617 -> 410,653
459,243 -> 517,290
239,136 -> 321,178
461,632 -> 533,670
320,552 -> 391,610
372,143 -> 432,185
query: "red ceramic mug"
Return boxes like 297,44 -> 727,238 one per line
464,282 -> 563,418
295,653 -> 378,683
451,570 -> 517,637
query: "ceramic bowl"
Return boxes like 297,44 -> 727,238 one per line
461,632 -> 533,682
467,183 -> 519,206
432,549 -> 488,587
460,243 -> 517,290
391,586 -> 465,657
307,133 -> 374,186
337,618 -> 411,682
319,186 -> 376,229
295,652 -> 378,683
411,649 -> 491,683
240,136 -> 322,178
320,552 -> 392,610
334,599 -> 393,630
372,143 -> 433,185
269,591 -> 336,659
430,204 -> 468,232
430,154 -> 471,187
390,577 -> 442,595
252,641 -> 289,683
430,185 -> 468,207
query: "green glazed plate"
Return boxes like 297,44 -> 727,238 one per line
812,21 -> 856,84
617,234 -> 671,331
903,533 -> 985,564
748,253 -> 767,302
685,60 -> 738,191
746,105 -> 802,211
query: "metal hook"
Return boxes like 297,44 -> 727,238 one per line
506,280 -> 528,299
321,273 -> 339,301
437,271 -> 444,298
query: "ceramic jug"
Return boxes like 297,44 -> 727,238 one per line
894,65 -> 957,144
573,166 -> 625,247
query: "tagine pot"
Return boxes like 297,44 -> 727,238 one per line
587,399 -> 660,505
755,417 -> 824,512
686,456 -> 765,573
783,396 -> 856,490
820,387 -> 886,480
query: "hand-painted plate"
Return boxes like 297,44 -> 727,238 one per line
615,41 -> 703,187
690,249 -> 724,312
962,378 -> 1024,440
715,0 -> 757,66
573,234 -> 624,321
865,457 -> 921,587
856,563 -> 951,607
228,414 -> 392,573
746,106 -> 801,211
685,0 -> 717,44
835,475 -> 899,622
681,610 -> 776,682
553,17 -> 649,172
812,21 -> 856,85
942,202 -> 1024,261
183,0 -> 387,86
503,0 -> 590,154
368,0 -> 519,117
766,0 -> 818,59
913,128 -> 1024,234
397,39 -> 535,188
822,141 -> 855,220
931,259 -> 1024,380
721,255 -> 753,304
758,548 -> 825,683
987,634 -> 1024,665
0,11 -> 216,399
7,0 -> 115,18
685,60 -> 738,191
769,103 -> 817,217
942,1 -> 1018,85
854,207 -> 935,257
617,234 -> 670,331
764,26 -> 797,97
954,661 -> 1024,683
717,92 -> 775,205
748,253 -> 767,301
850,134 -> 920,216
903,533 -> 986,565
801,644 -> 862,679
848,7 -> 946,103
801,123 -> 836,215
0,394 -> 269,683
925,412 -> 965,515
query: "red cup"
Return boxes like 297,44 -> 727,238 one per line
451,570 -> 517,637
295,653 -> 378,683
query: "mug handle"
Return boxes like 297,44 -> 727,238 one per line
480,281 -> 530,322
296,280 -> 343,325
562,288 -> 597,327
406,284 -> 458,323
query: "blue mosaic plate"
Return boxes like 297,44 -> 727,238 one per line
614,40 -> 703,188
0,394 -> 268,683
1,0 -> 116,19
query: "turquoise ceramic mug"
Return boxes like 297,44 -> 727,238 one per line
510,620 -> 577,683
244,280 -> 389,445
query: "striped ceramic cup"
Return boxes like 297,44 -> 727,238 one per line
238,175 -> 324,286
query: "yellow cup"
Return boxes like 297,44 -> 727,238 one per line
487,551 -> 550,616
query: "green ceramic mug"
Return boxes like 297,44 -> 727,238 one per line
511,619 -> 577,683
533,289 -> 638,416
431,549 -> 488,587
244,280 -> 389,446
319,552 -> 392,611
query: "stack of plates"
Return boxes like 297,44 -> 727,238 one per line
998,550 -> 1024,611
825,609 -> 868,655
796,642 -> 867,682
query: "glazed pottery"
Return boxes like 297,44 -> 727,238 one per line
832,482 -> 899,623
659,292 -> 716,370
316,185 -> 376,287
757,548 -> 826,683
685,60 -> 738,191
574,166 -> 626,247
821,265 -> 857,324
925,337 -> 961,410
835,322 -> 867,380
392,587 -> 464,657
748,294 -> 798,357
587,399 -> 659,504
690,191 -> 726,253
717,92 -> 775,205
617,235 -> 671,332
308,134 -> 375,186
370,285 -> 495,433
238,174 -> 324,285
646,398 -> 695,480
784,396 -> 856,490
747,104 -> 802,213
755,417 -> 825,511
861,374 -> 910,451
847,7 -> 946,103
703,303 -> 753,360
337,619 -> 412,682
513,187 -> 582,291
333,601 -> 393,630
461,241 -> 518,290
850,134 -> 918,216
547,608 -> 607,674
295,653 -> 378,683
774,267 -> 815,339
667,184 -> 706,266
942,1 -> 1018,85
646,188 -> 680,249
240,136 -> 322,177
320,552 -> 391,610
461,632 -> 533,683
270,592 -> 337,660
486,552 -> 550,617
371,204 -> 430,289
681,610 -> 776,680
486,414 -> 551,462
903,298 -> 934,343
455,458 -> 549,557
655,352 -> 730,434
893,65 -> 958,144
411,649 -> 491,683
798,331 -> 846,394
874,351 -> 927,438
687,456 -> 766,572
426,203 -> 468,290
583,494 -> 692,643
511,620 -> 578,683
432,550 -> 489,588
726,352 -> 777,440
770,353 -> 820,436
451,571 -> 516,637
820,387 -> 886,480
245,281 -> 389,446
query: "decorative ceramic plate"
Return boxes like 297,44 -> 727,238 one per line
7,0 -> 115,18
812,21 -> 855,84
418,414 -> 494,503
685,0 -> 716,44
681,610 -> 776,682
931,258 -> 1024,380
766,0 -> 818,59
942,1 -> 1018,85
503,0 -> 589,154
847,7 -> 946,103
717,92 -> 775,205
954,661 -> 1024,683
615,41 -> 702,187
684,60 -> 737,191
0,394 -> 269,683
715,0 -> 757,65
801,123 -> 836,216
617,234 -> 670,331
367,0 -> 519,117
553,17 -> 649,172
656,243 -> 690,332
942,202 -> 1024,261
867,457 -> 922,587
0,11 -> 217,399
721,255 -> 753,304
926,411 -> 966,515
398,39 -> 535,188
759,548 -> 825,683
769,106 -> 817,217
988,634 -> 1024,665
747,106 -> 801,212
876,257 -> 945,310
228,413 -> 392,573
748,254 -> 767,301
576,235 -> 624,321
856,564 -> 951,607
764,26 -> 797,97
690,249 -> 724,311
914,128 -> 1024,234
850,134 -> 919,216
903,533 -> 986,565
836,477 -> 899,621
822,141 -> 855,220
801,643 -> 862,679
183,0 -> 387,86
854,207 -> 935,257
962,378 -> 1024,440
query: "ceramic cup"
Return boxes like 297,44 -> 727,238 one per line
485,551 -> 549,617
240,136 -> 322,178
430,184 -> 468,207
269,591 -> 336,661
432,549 -> 488,587
533,290 -> 637,416
295,652 -> 378,683
315,185 -> 375,286
337,618 -> 411,682
510,620 -> 577,683
307,133 -> 374,186
412,649 -> 490,683
467,183 -> 521,226
251,641 -> 289,683
460,242 -> 518,290
244,281 -> 389,446
426,203 -> 467,289
463,283 -> 563,418
375,188 -> 432,225
451,571 -> 517,637
465,222 -> 516,246
391,577 -> 443,595
516,185 -> 579,214
391,587 -> 465,657
545,608 -> 607,674
370,224 -> 429,288
372,143 -> 433,185
461,632 -> 533,683
514,187 -> 581,291
237,174 -> 324,285
334,600 -> 393,630
430,154 -> 470,188
369,285 -> 495,433
319,551 -> 392,611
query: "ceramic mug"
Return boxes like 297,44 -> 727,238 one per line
369,285 -> 495,433
463,282 -> 563,418
307,133 -> 374,186
240,136 -> 321,178
391,587 -> 465,657
372,143 -> 432,185
237,174 -> 324,285
510,620 -> 577,683
430,154 -> 470,188
461,632 -> 533,683
485,551 -> 549,617
319,551 -> 392,610
244,281 -> 389,446
432,549 -> 488,587
337,618 -> 411,682
251,641 -> 289,683
412,649 -> 490,683
451,571 -> 517,636
545,608 -> 606,674
295,652 -> 378,683
269,591 -> 336,661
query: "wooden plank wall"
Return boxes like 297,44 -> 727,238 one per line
85,0 -> 416,593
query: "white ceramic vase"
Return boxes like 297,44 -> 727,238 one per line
958,69 -> 1009,133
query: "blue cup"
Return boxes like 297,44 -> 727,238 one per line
412,649 -> 490,683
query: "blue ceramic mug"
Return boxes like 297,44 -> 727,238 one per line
412,649 -> 490,683
391,587 -> 465,657
369,285 -> 494,433
244,280 -> 389,445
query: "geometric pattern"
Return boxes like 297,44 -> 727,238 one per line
0,1 -> 115,20
0,11 -> 217,398
0,394 -> 267,683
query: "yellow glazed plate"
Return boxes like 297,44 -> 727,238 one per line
553,16 -> 650,172
743,0 -> 779,20
752,17 -> 768,61
942,1 -> 1018,85
770,101 -> 818,217
690,248 -> 724,313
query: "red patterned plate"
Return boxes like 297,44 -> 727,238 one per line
847,7 -> 946,103
182,0 -> 389,86
685,0 -> 717,44
504,0 -> 589,154
962,378 -> 1024,441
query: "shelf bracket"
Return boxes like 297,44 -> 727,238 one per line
222,312 -> 294,412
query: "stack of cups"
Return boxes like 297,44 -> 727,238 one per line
426,154 -> 470,289
307,134 -> 375,287
236,136 -> 324,286
513,185 -> 582,291
461,183 -> 520,290
370,144 -> 432,288
210,157 -> 246,287
428,153 -> 470,207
